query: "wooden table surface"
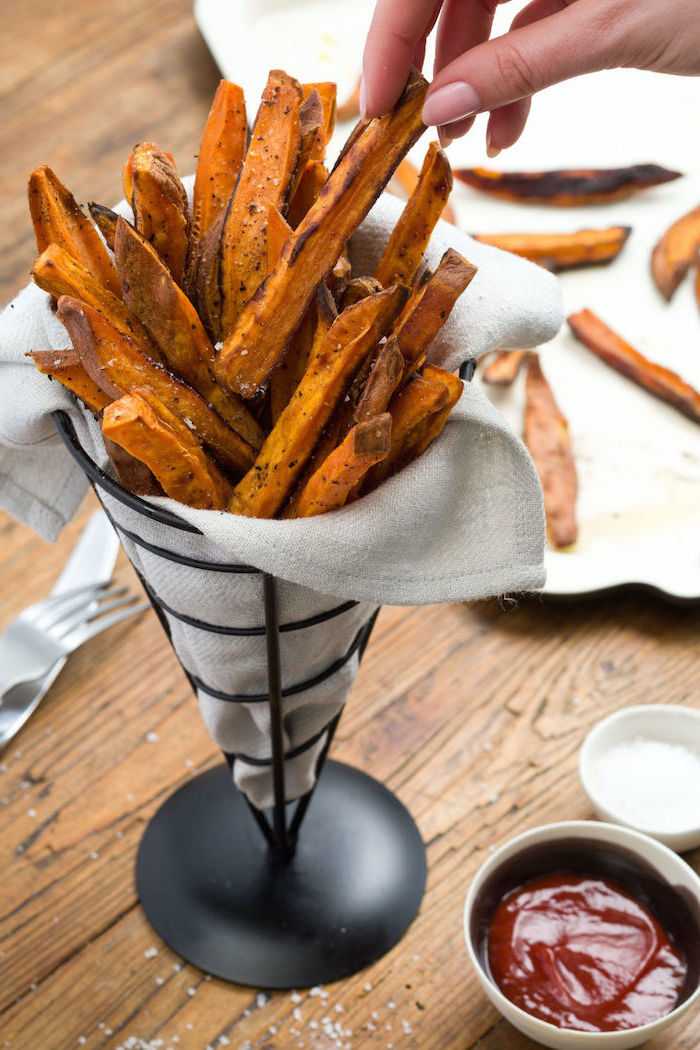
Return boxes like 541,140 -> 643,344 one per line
2,3 -> 699,1049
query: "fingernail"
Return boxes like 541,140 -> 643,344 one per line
486,142 -> 501,159
359,76 -> 367,119
438,127 -> 453,149
422,82 -> 481,127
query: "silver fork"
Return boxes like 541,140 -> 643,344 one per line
0,580 -> 146,696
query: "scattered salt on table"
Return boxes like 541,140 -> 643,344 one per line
594,736 -> 700,831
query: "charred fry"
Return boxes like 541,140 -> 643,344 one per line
216,68 -> 428,399
129,143 -> 190,286
87,203 -> 120,252
28,166 -> 121,297
57,296 -> 257,476
302,82 -> 337,159
293,414 -> 392,518
375,142 -> 453,288
568,309 -> 700,424
524,352 -> 578,549
27,348 -> 111,416
354,336 -> 404,422
481,349 -> 527,386
102,387 -> 231,509
229,286 -> 405,518
472,227 -> 631,271
651,204 -> 700,301
454,165 -> 682,205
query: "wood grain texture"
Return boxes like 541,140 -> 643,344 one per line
1,4 -> 700,1049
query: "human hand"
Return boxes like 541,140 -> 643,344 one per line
361,0 -> 700,154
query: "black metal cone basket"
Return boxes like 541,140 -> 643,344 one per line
52,409 -> 428,989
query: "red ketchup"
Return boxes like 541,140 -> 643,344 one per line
487,873 -> 687,1032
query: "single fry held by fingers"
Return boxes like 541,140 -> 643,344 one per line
454,165 -> 682,205
229,286 -> 405,519
293,414 -> 392,518
216,68 -> 429,399
472,227 -> 632,272
375,141 -> 453,289
27,349 -> 112,416
102,387 -> 231,510
481,349 -> 527,386
523,352 -> 578,549
28,166 -> 121,297
650,203 -> 700,301
567,309 -> 700,424
57,296 -> 258,476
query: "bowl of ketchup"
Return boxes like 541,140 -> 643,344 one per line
464,821 -> 700,1049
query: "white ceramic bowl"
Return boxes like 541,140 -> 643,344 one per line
579,705 -> 700,852
464,821 -> 700,1049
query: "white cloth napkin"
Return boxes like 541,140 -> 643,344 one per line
0,188 -> 562,806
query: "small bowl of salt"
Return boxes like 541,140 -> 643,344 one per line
579,704 -> 700,852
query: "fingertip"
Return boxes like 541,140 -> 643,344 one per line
359,76 -> 367,119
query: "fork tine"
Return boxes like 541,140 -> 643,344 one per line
61,600 -> 149,648
50,587 -> 132,639
33,580 -> 119,631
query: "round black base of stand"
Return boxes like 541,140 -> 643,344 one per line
136,760 -> 427,988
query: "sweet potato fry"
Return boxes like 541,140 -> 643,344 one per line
286,159 -> 328,229
341,276 -> 384,309
28,166 -> 121,297
219,70 -> 303,335
193,209 -> 226,341
265,201 -> 293,273
122,143 -> 176,204
113,218 -> 264,451
129,142 -> 189,287
454,165 -> 682,205
405,364 -> 464,461
186,80 -> 247,296
302,82 -> 336,159
87,203 -> 119,252
361,373 -> 450,493
27,349 -> 111,416
57,296 -> 257,476
216,68 -> 429,398
375,142 -> 452,288
293,413 -> 392,517
354,336 -> 404,422
568,309 -> 700,424
269,282 -> 337,425
481,349 -> 527,386
472,227 -> 631,271
327,253 -> 352,302
651,204 -> 700,301
228,286 -> 405,518
394,248 -> 477,379
102,387 -> 231,509
290,88 -> 324,196
391,156 -> 457,225
524,352 -> 578,549
31,243 -> 165,365
102,435 -> 162,497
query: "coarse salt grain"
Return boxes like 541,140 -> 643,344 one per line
144,947 -> 159,958
145,732 -> 159,743
593,736 -> 700,831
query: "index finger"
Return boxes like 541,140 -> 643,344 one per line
362,0 -> 441,117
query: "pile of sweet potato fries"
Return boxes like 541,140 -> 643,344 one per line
27,69 -> 475,519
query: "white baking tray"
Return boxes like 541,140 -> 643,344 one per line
194,0 -> 700,601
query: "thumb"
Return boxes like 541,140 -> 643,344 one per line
422,2 -> 627,126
